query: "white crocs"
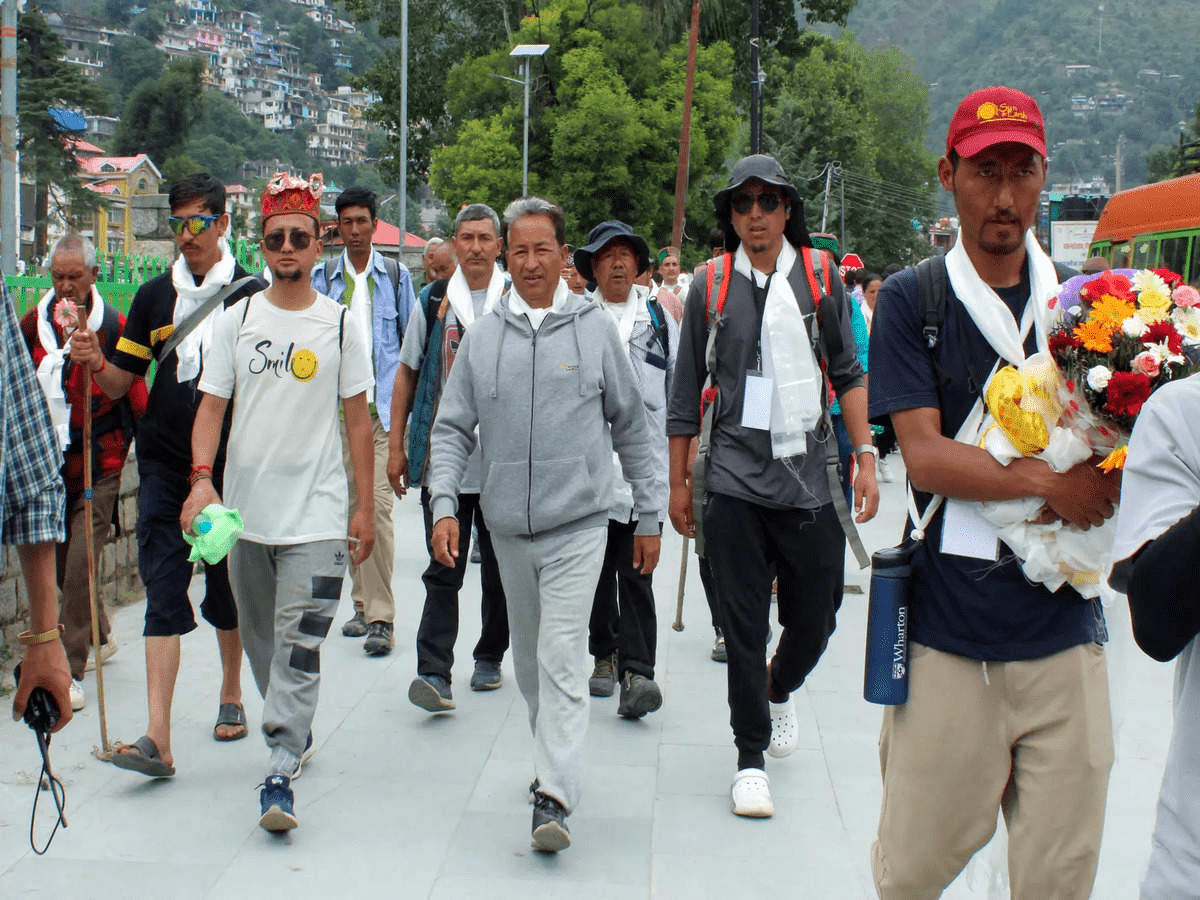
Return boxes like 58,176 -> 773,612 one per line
768,697 -> 798,758
730,768 -> 774,818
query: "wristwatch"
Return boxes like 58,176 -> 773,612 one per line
854,444 -> 877,458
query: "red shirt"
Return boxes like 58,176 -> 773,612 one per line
20,299 -> 149,495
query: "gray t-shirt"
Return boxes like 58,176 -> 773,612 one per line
398,287 -> 492,493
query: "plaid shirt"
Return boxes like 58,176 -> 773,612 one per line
1,279 -> 65,545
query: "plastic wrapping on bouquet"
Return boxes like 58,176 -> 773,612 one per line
864,544 -> 914,706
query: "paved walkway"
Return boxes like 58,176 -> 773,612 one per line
0,459 -> 1175,899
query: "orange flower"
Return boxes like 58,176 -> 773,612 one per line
1074,319 -> 1115,353
1098,445 -> 1128,472
1089,294 -> 1135,327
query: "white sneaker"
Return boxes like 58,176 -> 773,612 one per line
69,679 -> 85,711
85,639 -> 118,672
730,768 -> 774,817
877,457 -> 895,483
768,697 -> 798,758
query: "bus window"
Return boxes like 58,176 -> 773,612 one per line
1110,241 -> 1131,268
1160,236 -> 1192,282
1132,238 -> 1157,269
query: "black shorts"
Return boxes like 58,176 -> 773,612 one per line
137,459 -> 238,637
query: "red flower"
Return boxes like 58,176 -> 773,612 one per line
1154,268 -> 1183,289
1104,371 -> 1154,419
1142,320 -> 1183,354
1048,329 -> 1081,356
1079,271 -> 1133,303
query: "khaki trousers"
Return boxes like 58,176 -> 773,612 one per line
872,641 -> 1113,900
58,473 -> 120,680
341,417 -> 395,624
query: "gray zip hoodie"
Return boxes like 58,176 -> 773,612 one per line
428,285 -> 660,538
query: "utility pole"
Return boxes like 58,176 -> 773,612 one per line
749,0 -> 760,154
397,0 -> 407,265
670,0 -> 700,251
820,163 -> 832,232
1,0 -> 18,272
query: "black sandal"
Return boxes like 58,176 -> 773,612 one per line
214,702 -> 248,742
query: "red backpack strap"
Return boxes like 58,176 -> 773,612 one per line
703,252 -> 733,324
801,248 -> 829,311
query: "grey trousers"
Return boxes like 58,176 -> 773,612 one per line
491,525 -> 607,814
228,539 -> 346,758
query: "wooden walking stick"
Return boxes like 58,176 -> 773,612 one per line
672,536 -> 688,632
77,324 -> 113,760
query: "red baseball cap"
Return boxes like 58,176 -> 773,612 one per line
945,86 -> 1046,159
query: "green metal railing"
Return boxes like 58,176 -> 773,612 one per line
5,240 -> 264,318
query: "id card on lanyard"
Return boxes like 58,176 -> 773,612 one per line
740,271 -> 774,431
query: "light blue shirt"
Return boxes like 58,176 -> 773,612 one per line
311,249 -> 416,432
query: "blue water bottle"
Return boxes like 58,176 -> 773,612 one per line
863,543 -> 914,705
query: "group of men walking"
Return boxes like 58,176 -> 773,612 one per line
9,82 -> 1192,899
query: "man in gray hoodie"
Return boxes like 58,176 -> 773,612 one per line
427,196 -> 661,853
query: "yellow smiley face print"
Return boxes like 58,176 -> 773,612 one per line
291,348 -> 319,382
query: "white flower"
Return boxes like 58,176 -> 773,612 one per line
1171,307 -> 1200,346
1146,342 -> 1188,367
1086,365 -> 1113,391
1132,269 -> 1170,296
1122,316 -> 1149,338
1068,304 -> 1083,318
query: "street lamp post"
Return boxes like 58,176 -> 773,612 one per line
509,43 -> 549,196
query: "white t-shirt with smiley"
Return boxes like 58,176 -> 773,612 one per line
200,290 -> 373,544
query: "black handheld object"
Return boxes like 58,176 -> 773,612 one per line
13,662 -> 68,853
15,663 -> 61,732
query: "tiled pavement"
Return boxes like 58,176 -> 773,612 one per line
0,457 -> 1174,899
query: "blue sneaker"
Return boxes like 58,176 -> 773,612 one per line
258,775 -> 297,832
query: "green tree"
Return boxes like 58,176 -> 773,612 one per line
429,0 -> 739,249
114,57 -> 206,168
764,34 -> 936,267
101,35 -> 166,117
17,10 -> 111,258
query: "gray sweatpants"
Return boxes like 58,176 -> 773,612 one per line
491,525 -> 607,813
228,539 -> 346,760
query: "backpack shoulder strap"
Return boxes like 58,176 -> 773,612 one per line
382,255 -> 402,305
423,279 -> 448,346
646,296 -> 669,356
324,258 -> 337,290
917,255 -> 948,350
338,305 -> 347,351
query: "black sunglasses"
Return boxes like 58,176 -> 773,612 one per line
262,228 -> 315,252
730,192 -> 783,215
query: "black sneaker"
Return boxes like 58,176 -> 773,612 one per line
258,775 -> 297,832
617,672 -> 663,719
408,674 -> 456,712
531,791 -> 571,852
290,732 -> 315,781
341,611 -> 368,638
363,621 -> 394,656
711,632 -> 727,663
470,659 -> 502,691
588,652 -> 617,697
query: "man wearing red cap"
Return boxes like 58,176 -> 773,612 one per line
868,87 -> 1117,898
182,173 -> 377,832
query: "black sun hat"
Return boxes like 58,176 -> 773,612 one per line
572,220 -> 651,282
713,154 -> 812,252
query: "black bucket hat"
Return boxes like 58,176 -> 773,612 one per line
572,220 -> 651,282
713,154 -> 812,252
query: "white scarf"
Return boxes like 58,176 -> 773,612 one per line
944,229 -> 1060,440
446,263 -> 505,328
734,242 -> 823,459
597,284 -> 649,345
171,237 -> 237,383
34,287 -> 105,451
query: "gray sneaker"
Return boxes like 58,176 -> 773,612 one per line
617,672 -> 662,719
341,611 -> 368,637
363,621 -> 394,656
711,632 -> 727,663
531,792 -> 571,852
588,652 -> 617,697
408,674 -> 456,712
470,659 -> 502,691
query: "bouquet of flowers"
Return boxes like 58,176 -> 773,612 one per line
976,268 -> 1200,596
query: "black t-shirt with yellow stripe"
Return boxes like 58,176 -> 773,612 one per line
112,265 -> 262,476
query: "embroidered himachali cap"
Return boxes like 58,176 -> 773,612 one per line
656,246 -> 681,265
261,172 -> 325,223
946,86 -> 1047,159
